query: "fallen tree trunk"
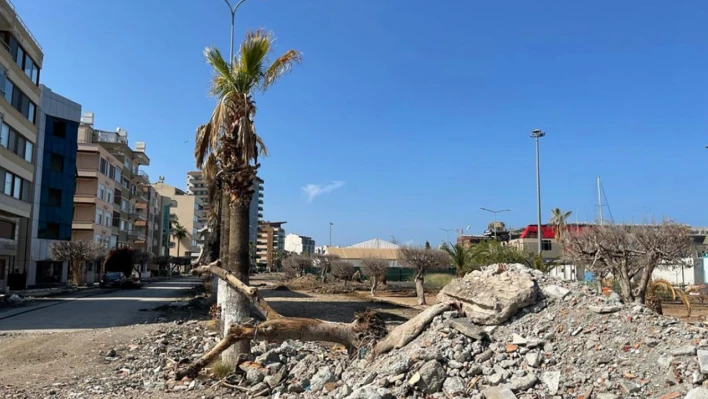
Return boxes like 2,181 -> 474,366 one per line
195,261 -> 281,320
373,302 -> 456,356
178,260 -> 452,379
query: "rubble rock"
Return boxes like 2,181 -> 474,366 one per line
417,360 -> 445,394
588,305 -> 621,314
686,388 -> 708,399
442,376 -> 465,395
540,371 -> 560,394
542,285 -> 570,299
699,350 -> 708,374
482,385 -> 517,399
437,263 -> 539,325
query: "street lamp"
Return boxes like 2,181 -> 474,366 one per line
224,0 -> 249,63
530,129 -> 546,256
329,222 -> 334,247
480,208 -> 510,239
439,228 -> 454,245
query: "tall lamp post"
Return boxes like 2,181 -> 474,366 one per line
480,208 -> 510,239
530,129 -> 546,256
224,0 -> 249,62
329,222 -> 333,247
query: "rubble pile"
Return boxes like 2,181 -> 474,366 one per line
7,263 -> 708,399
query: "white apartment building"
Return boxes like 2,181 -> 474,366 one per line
284,233 -> 315,256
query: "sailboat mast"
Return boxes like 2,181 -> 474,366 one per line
597,176 -> 604,225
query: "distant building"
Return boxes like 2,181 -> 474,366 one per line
256,221 -> 286,269
326,247 -> 399,268
27,86 -> 81,287
284,233 -> 315,255
153,181 -> 204,262
348,238 -> 399,249
186,171 -> 263,246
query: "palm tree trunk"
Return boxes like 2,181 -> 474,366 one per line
220,201 -> 251,364
220,191 -> 230,266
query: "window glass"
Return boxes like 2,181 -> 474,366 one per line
15,46 -> 23,69
12,176 -> 20,199
24,140 -> 32,163
0,123 -> 8,148
28,101 -> 35,124
105,214 -> 111,227
23,55 -> 32,78
50,153 -> 63,171
15,135 -> 24,159
95,209 -> 103,225
107,191 -> 112,204
48,188 -> 61,207
7,129 -> 16,153
3,173 -> 11,196
31,64 -> 38,85
98,184 -> 105,200
3,79 -> 12,104
21,178 -> 29,201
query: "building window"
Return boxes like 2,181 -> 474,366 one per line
95,209 -> 103,225
109,164 -> 116,180
114,168 -> 122,183
0,168 -> 29,201
97,184 -> 105,201
105,213 -> 111,227
121,199 -> 128,211
107,190 -> 112,204
120,219 -> 126,230
541,240 -> 552,251
39,222 -> 60,240
0,122 -> 33,163
122,177 -> 129,189
0,219 -> 15,240
99,158 -> 108,175
1,32 -> 41,85
3,78 -> 36,123
52,119 -> 66,138
50,153 -> 64,172
47,188 -> 62,207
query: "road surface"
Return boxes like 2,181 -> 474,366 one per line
0,277 -> 201,333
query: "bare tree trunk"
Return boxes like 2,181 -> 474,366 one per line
220,191 -> 230,267
373,302 -> 454,356
415,271 -> 426,305
617,269 -> 634,303
634,264 -> 654,304
221,202 -> 251,365
371,275 -> 378,296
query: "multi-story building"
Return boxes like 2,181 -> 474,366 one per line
284,233 -> 315,256
256,221 -> 286,269
153,181 -> 204,262
27,85 -> 80,287
0,1 -> 43,291
187,171 -> 264,248
76,113 -> 153,254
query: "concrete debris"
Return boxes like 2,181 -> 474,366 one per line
6,263 -> 708,399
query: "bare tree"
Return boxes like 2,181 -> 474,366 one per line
361,257 -> 388,296
397,246 -> 450,305
561,222 -> 691,304
282,255 -> 311,279
314,254 -> 340,282
330,260 -> 355,289
51,241 -> 105,286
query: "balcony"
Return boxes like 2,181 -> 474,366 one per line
74,194 -> 96,204
128,231 -> 147,242
132,170 -> 150,185
97,131 -> 128,145
72,219 -> 95,230
76,167 -> 99,179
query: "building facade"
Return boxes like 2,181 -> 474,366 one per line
153,181 -> 204,262
256,221 -> 286,269
186,170 -> 263,251
0,1 -> 43,291
27,85 -> 80,287
284,233 -> 315,256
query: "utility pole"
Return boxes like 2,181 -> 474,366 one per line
329,222 -> 333,247
597,176 -> 604,225
530,129 -> 546,256
439,228 -> 454,245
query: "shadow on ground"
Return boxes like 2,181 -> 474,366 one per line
0,277 -> 202,332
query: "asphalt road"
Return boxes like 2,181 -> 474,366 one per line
0,277 -> 201,333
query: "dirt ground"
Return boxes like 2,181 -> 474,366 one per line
0,277 -> 422,395
662,300 -> 708,322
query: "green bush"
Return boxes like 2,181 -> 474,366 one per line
425,273 -> 455,289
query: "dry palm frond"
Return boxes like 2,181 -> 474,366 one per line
648,278 -> 691,317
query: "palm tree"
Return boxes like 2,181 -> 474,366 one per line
550,208 -> 573,240
171,221 -> 187,257
441,243 -> 472,276
194,30 -> 301,281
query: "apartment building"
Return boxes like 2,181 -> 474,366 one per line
284,233 -> 315,256
0,0 -> 43,292
186,171 -> 263,235
256,221 -> 286,269
153,181 -> 204,262
26,86 -> 80,287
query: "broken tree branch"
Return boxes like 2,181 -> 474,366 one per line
373,302 -> 456,356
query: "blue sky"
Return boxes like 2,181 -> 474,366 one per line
18,0 -> 708,246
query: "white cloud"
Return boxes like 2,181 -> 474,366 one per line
302,181 -> 346,202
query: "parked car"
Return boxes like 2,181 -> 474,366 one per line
99,272 -> 126,288
123,273 -> 143,289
